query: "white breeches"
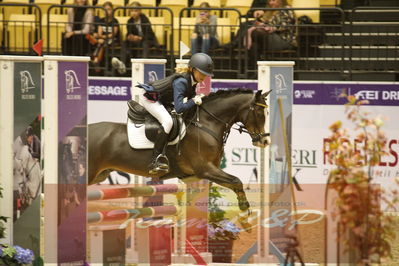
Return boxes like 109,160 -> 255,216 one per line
139,92 -> 173,134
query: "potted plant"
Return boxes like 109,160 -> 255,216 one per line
326,95 -> 398,264
0,244 -> 34,266
208,185 -> 241,263
0,186 -> 35,266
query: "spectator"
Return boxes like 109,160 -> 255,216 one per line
25,126 -> 40,160
122,2 -> 158,62
247,0 -> 296,65
63,0 -> 94,56
191,2 -> 219,54
90,1 -> 121,72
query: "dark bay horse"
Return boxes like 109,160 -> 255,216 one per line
88,89 -> 270,226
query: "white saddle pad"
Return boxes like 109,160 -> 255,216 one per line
127,118 -> 187,149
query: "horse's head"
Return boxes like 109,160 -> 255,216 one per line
240,90 -> 271,148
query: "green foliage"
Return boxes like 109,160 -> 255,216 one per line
0,186 -> 8,240
208,185 -> 240,240
327,95 -> 399,264
209,186 -> 226,223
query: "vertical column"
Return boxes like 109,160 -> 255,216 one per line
171,59 -> 212,264
129,58 -> 167,263
0,56 -> 43,262
43,56 -> 89,264
255,61 -> 295,263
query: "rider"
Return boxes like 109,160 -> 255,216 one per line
25,126 -> 41,160
137,53 -> 214,175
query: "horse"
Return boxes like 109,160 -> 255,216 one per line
14,145 -> 42,207
88,89 -> 270,227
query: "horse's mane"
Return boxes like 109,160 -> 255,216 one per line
183,89 -> 254,121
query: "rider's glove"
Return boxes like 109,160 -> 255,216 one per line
193,94 -> 205,105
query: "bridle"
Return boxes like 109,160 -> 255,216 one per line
193,93 -> 270,144
235,97 -> 270,143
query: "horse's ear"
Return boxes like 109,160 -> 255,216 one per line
261,89 -> 272,99
255,90 -> 262,100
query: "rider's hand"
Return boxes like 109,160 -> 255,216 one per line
193,94 -> 204,105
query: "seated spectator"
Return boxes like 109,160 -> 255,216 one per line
191,2 -> 219,54
247,0 -> 296,64
122,1 -> 158,63
63,0 -> 94,56
90,1 -> 121,72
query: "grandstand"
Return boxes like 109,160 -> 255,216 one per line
0,0 -> 398,80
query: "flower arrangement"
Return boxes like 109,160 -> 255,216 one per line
0,185 -> 35,266
208,185 -> 240,241
0,244 -> 34,266
326,95 -> 399,264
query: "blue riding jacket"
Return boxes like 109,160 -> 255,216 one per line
137,72 -> 197,114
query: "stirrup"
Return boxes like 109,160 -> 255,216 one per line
148,154 -> 169,175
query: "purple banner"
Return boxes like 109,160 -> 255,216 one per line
294,83 -> 399,106
87,77 -> 399,106
58,61 -> 87,264
58,62 -> 88,142
88,78 -> 131,101
211,80 -> 258,92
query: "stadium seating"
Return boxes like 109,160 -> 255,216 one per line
2,0 -> 30,21
6,14 -> 36,53
149,16 -> 167,46
42,14 -> 68,53
115,16 -> 130,41
291,0 -> 320,23
0,14 -> 3,47
34,0 -> 61,16
172,17 -> 196,54
223,0 -> 251,25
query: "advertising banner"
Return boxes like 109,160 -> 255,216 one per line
57,61 -> 87,263
293,83 -> 399,194
12,61 -> 41,259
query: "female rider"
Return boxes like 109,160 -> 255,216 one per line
137,53 -> 214,175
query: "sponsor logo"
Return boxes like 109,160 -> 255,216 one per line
20,70 -> 36,100
147,70 -> 158,82
231,147 -> 258,166
65,70 -> 82,100
329,87 -> 399,102
274,73 -> 288,94
294,90 -> 315,99
355,90 -> 378,100
88,85 -> 129,96
330,87 -> 348,101
292,149 -> 317,168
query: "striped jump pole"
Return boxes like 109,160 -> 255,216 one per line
88,184 -> 183,201
88,205 -> 179,224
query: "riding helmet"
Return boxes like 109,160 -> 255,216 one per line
189,53 -> 214,77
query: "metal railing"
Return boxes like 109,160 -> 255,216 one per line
0,3 -> 42,55
349,6 -> 399,79
1,3 -> 398,80
243,7 -> 345,79
179,7 -> 242,78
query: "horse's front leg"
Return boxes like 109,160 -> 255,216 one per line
193,163 -> 253,230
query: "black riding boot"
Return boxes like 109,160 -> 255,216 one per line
148,128 -> 169,175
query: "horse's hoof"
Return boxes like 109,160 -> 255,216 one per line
238,210 -> 253,233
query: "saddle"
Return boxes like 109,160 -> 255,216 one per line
127,100 -> 181,142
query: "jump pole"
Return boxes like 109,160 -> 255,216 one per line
43,55 -> 89,264
0,55 -> 43,261
255,61 -> 295,263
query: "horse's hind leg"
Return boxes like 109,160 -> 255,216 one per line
194,163 -> 250,211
